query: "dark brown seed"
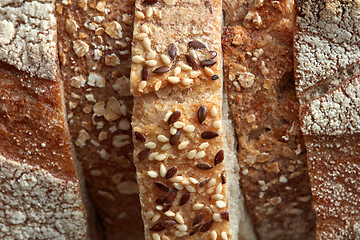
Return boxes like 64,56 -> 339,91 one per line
221,211 -> 230,221
168,111 -> 181,125
168,43 -> 177,60
141,66 -> 149,81
196,163 -> 213,170
201,131 -> 219,139
214,150 -> 224,166
200,59 -> 217,67
221,170 -> 226,184
166,188 -> 177,204
165,166 -> 177,179
150,222 -> 166,232
188,40 -> 206,49
163,219 -> 177,227
137,149 -> 150,161
143,0 -> 157,4
185,54 -> 198,69
154,182 -> 169,192
169,129 -> 181,145
206,51 -> 217,59
211,75 -> 219,80
179,192 -> 190,206
197,106 -> 207,124
199,178 -> 210,187
200,220 -> 213,232
155,195 -> 166,205
134,131 -> 146,142
192,213 -> 205,226
153,66 -> 170,74
205,1 -> 213,13
162,204 -> 172,212
189,226 -> 200,236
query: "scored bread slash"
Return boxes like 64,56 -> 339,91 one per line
131,0 -> 235,239
222,0 -> 316,239
130,0 -> 222,96
295,0 -> 360,239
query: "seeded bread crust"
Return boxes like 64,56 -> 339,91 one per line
222,1 -> 316,239
0,1 -> 88,237
295,1 -> 360,239
56,0 -> 144,239
130,1 -> 234,239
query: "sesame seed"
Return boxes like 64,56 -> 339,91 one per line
152,233 -> 161,240
157,135 -> 169,143
205,206 -> 212,214
164,211 -> 175,217
187,150 -> 197,159
145,60 -> 157,67
213,120 -> 221,128
134,32 -> 147,40
145,142 -> 157,149
178,62 -> 192,71
168,43 -> 177,60
210,231 -> 217,240
190,71 -> 201,78
210,204 -> 219,212
148,152 -> 159,161
174,121 -> 185,128
179,192 -> 190,205
210,106 -> 218,117
165,166 -> 177,179
178,141 -> 189,150
148,171 -> 158,178
154,81 -> 162,91
160,164 -> 166,177
204,67 -> 214,76
132,55 -> 145,63
206,51 -> 217,59
135,11 -> 145,19
141,24 -> 149,33
189,49 -> 198,58
173,183 -> 184,190
189,177 -> 199,184
146,7 -> 153,18
279,176 -> 288,183
215,183 -> 223,194
175,213 -> 185,224
152,214 -> 161,222
168,111 -> 181,125
221,232 -> 228,240
195,151 -> 206,159
137,149 -> 150,161
171,176 -> 183,182
164,111 -> 172,122
175,231 -> 187,237
168,76 -> 180,84
156,205 -> 164,211
150,222 -> 166,232
192,213 -> 205,226
211,194 -> 224,200
215,200 -> 226,208
185,185 -> 196,193
138,81 -> 147,91
207,187 -> 215,194
193,203 -> 204,210
161,143 -> 171,151
143,37 -> 151,50
176,224 -> 187,232
213,213 -> 222,222
170,127 -> 177,135
145,211 -> 155,220
147,50 -> 156,59
161,54 -> 171,64
181,179 -> 191,185
155,154 -> 166,161
173,66 -> 181,75
182,78 -> 193,86
183,125 -> 195,132
199,142 -> 210,149
207,178 -> 217,187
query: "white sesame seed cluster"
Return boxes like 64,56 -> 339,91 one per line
295,0 -> 360,239
131,0 -> 231,239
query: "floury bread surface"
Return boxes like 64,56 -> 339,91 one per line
222,0 -> 316,239
295,0 -> 360,239
56,0 -> 144,239
130,0 -> 250,239
0,1 -> 88,238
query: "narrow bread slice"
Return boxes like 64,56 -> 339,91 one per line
295,0 -> 360,239
222,1 -> 316,239
0,0 -> 88,237
56,0 -> 144,239
130,0 -> 246,239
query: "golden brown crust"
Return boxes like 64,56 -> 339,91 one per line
56,0 -> 143,239
222,1 -> 316,238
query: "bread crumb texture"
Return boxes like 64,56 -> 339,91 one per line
0,155 -> 87,239
0,0 -> 58,80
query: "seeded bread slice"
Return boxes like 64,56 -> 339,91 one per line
56,0 -> 144,239
130,0 -> 246,239
294,0 -> 360,239
0,0 -> 89,236
222,1 -> 316,239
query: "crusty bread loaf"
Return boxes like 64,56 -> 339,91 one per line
129,0 -> 248,239
0,1 -> 89,238
222,0 -> 316,239
56,0 -> 144,239
295,0 -> 360,239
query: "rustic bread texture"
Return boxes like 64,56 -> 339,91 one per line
222,1 -> 316,239
130,0 -> 236,239
56,0 -> 144,239
295,0 -> 360,239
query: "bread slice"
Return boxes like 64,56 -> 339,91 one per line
130,0 -> 250,239
222,1 -> 316,239
295,1 -> 360,238
0,1 -> 89,238
56,0 -> 145,239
